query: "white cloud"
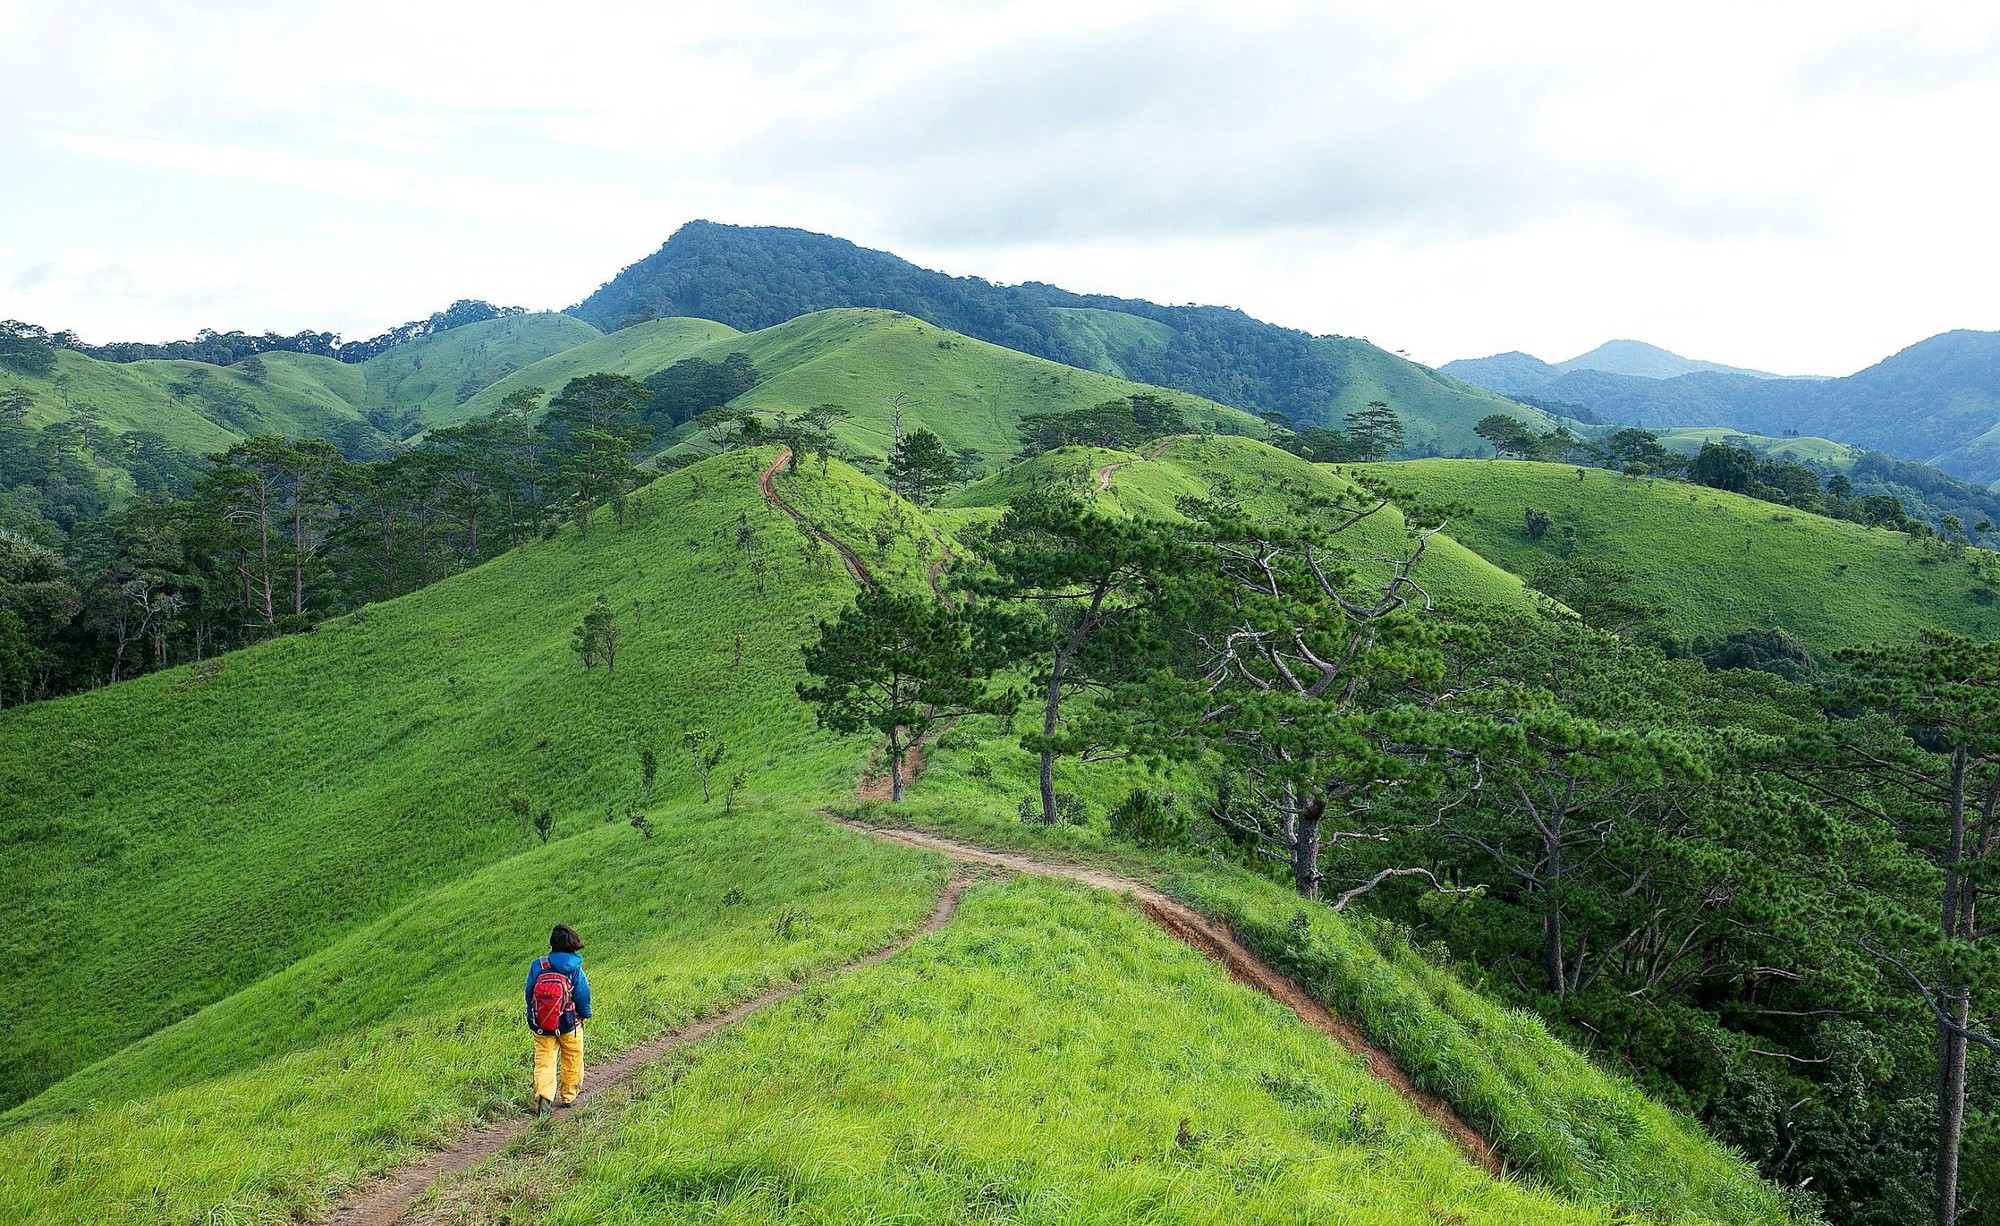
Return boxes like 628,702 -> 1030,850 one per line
0,0 -> 1996,372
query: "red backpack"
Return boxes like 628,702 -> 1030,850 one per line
529,958 -> 575,1035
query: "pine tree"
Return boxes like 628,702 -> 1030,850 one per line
798,589 -> 991,802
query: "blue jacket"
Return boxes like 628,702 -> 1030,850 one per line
524,950 -> 592,1034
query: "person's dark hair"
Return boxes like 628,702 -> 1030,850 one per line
550,924 -> 583,954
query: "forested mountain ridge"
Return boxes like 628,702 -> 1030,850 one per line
1448,329 -> 2000,483
569,220 -> 1546,453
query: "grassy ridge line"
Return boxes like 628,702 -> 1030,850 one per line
1368,458 -> 2000,650
411,877 -> 1618,1226
0,450 -> 904,1107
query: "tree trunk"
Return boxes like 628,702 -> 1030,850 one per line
1038,645 -> 1072,825
255,481 -> 274,627
1543,834 -> 1566,995
1938,986 -> 1969,1226
889,726 -> 905,803
292,477 -> 306,618
1292,801 -> 1323,899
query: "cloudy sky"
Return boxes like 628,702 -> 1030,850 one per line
2,1 -> 1995,374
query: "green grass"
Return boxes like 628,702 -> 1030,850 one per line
1364,458 -> 2000,650
1,444 -> 1806,1224
1046,305 -> 1177,380
407,876 -> 1619,1226
846,753 -> 1809,1224
0,448 -> 893,1108
659,308 -> 1268,475
0,805 -> 948,1225
454,316 -> 740,423
354,311 -> 603,425
949,436 -> 1535,610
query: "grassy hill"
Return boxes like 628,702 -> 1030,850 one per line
676,309 -> 1266,467
949,434 -> 1533,609
1366,459 -> 2000,651
0,444 -> 1800,1224
0,312 -> 605,537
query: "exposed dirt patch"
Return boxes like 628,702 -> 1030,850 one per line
830,818 -> 1502,1176
759,448 -> 876,588
1093,435 -> 1177,492
319,871 -> 975,1226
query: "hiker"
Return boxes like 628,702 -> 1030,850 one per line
525,923 -> 592,1116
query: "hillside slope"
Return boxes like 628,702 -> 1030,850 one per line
671,308 -> 1267,466
0,312 -> 605,536
949,434 -> 1534,610
0,447 -> 1799,1225
568,220 -> 1547,452
1368,459 -> 2000,650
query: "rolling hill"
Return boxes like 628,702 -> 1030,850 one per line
0,443 -> 1801,1225
1366,458 -> 2000,651
569,220 -> 1549,454
0,311 -> 604,537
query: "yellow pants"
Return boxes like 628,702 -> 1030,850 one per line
532,1028 -> 583,1104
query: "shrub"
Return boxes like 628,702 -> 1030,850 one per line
1108,787 -> 1188,848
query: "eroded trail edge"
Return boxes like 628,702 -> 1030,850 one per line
759,448 -> 876,587
320,870 -> 976,1226
834,818 -> 1503,1176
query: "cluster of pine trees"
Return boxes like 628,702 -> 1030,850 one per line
799,475 -> 1998,1225
0,374 -> 677,701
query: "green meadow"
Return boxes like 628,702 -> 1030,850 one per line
1364,458 -> 2000,649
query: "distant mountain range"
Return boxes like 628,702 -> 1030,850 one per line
571,221 -> 1541,455
1442,340 -> 1793,396
1445,332 -> 2000,484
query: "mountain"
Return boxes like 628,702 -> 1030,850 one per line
1445,330 -> 2000,484
1555,339 -> 1788,381
1435,350 -> 1560,397
570,221 -> 1547,454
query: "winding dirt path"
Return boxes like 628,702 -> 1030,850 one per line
760,448 -> 876,588
320,871 -> 976,1226
1093,436 -> 1178,493
832,818 -> 1502,1176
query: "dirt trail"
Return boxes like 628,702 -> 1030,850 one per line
832,818 -> 1502,1176
320,871 -> 975,1226
1093,436 -> 1177,493
760,448 -> 876,588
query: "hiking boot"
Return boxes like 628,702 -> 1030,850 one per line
534,1097 -> 553,1118
555,1098 -> 574,1109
